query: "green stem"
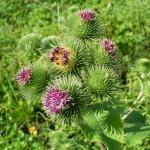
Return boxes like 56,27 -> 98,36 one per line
99,142 -> 107,150
122,74 -> 144,120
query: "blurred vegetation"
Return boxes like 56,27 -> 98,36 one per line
0,0 -> 150,149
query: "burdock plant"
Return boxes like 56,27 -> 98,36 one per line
16,9 -> 123,149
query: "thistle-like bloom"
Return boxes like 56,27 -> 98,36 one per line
49,47 -> 71,66
16,68 -> 32,85
101,39 -> 116,54
42,86 -> 71,114
79,9 -> 95,22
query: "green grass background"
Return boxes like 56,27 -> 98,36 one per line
0,0 -> 150,149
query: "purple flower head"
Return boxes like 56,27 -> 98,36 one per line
101,39 -> 116,54
49,47 -> 70,66
79,9 -> 95,22
16,67 -> 32,85
42,86 -> 71,114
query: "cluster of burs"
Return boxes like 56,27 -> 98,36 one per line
16,9 -> 120,124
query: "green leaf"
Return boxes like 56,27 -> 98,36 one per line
79,113 -> 122,150
124,111 -> 145,124
124,111 -> 150,146
89,98 -> 123,116
88,102 -> 124,142
125,123 -> 150,146
99,110 -> 123,135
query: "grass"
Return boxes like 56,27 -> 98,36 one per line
0,0 -> 150,149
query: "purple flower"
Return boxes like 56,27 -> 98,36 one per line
101,39 -> 116,54
49,47 -> 70,66
16,68 -> 32,85
79,9 -> 95,22
42,86 -> 71,114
